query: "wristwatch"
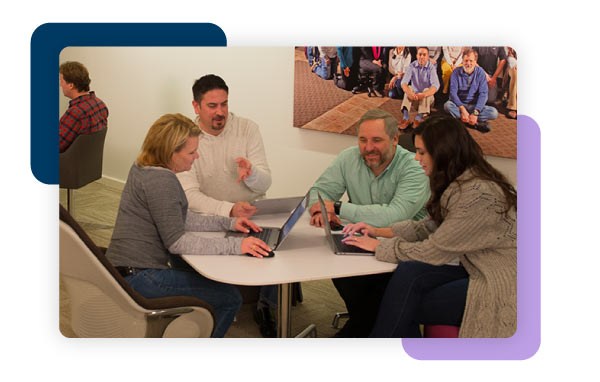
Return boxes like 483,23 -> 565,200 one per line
473,110 -> 480,116
334,201 -> 342,215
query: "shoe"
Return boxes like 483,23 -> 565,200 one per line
253,305 -> 277,338
367,87 -> 375,97
412,119 -> 421,128
373,89 -> 384,98
475,122 -> 491,133
398,119 -> 410,130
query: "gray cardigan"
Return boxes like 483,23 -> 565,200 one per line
375,170 -> 517,338
106,164 -> 243,270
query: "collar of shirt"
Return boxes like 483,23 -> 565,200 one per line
68,91 -> 95,107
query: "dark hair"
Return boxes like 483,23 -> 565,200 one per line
192,74 -> 229,103
59,61 -> 91,92
413,115 -> 517,225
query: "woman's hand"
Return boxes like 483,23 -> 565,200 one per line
241,237 -> 272,258
234,217 -> 261,233
342,222 -> 376,237
341,234 -> 380,252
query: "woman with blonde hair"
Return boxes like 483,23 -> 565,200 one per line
106,113 -> 272,337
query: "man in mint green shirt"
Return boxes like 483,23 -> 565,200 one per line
309,110 -> 430,229
308,108 -> 430,337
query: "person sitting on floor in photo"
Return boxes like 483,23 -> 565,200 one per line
473,46 -> 507,105
441,46 -> 465,96
313,47 -> 338,80
387,46 -> 412,99
398,47 -> 440,130
504,47 -> 517,119
334,46 -> 358,91
354,47 -> 386,97
105,113 -> 273,338
444,48 -> 498,133
341,115 -> 517,338
308,108 -> 430,338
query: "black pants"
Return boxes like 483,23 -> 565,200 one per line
358,58 -> 384,92
332,272 -> 392,337
369,261 -> 469,338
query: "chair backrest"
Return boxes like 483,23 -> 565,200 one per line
397,133 -> 416,153
59,204 -> 215,337
59,128 -> 107,189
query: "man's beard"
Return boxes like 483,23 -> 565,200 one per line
362,149 -> 389,169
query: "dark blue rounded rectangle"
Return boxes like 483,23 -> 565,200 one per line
31,23 -> 226,185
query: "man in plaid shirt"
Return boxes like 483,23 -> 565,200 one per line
59,61 -> 109,152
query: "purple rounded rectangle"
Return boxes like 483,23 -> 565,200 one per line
402,115 -> 540,360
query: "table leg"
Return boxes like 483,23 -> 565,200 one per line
277,283 -> 291,338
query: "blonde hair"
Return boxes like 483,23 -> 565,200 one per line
136,113 -> 200,168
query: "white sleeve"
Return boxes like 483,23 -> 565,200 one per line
176,165 -> 234,217
242,122 -> 272,194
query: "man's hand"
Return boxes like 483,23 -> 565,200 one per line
408,91 -> 419,101
468,114 -> 479,125
235,157 -> 253,183
373,59 -> 382,67
459,106 -> 470,123
309,201 -> 339,227
310,211 -> 341,228
230,201 -> 258,218
487,76 -> 497,89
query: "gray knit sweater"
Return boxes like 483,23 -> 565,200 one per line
106,164 -> 243,270
375,170 -> 517,338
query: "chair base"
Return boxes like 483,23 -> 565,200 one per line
331,312 -> 349,329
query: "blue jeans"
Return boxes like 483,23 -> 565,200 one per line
388,79 -> 405,99
125,269 -> 242,338
259,285 -> 278,308
370,261 -> 469,338
444,100 -> 498,123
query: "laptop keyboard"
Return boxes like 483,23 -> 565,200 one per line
249,229 -> 274,243
333,234 -> 373,254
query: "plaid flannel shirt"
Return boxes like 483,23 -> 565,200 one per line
59,91 -> 108,152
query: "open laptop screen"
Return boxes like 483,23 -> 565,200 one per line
279,193 -> 308,244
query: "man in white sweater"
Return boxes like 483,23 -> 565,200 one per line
177,74 -> 272,219
177,74 -> 276,337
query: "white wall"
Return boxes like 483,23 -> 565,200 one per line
60,46 -> 516,197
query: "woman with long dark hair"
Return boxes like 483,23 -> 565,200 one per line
341,115 -> 516,337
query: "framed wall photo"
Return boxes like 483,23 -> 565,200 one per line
294,46 -> 517,159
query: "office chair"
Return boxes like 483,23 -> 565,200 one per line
59,204 -> 216,338
59,129 -> 107,214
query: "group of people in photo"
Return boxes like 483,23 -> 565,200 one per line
305,46 -> 517,133
59,60 -> 517,338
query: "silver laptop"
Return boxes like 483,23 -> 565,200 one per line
318,192 -> 374,256
229,192 -> 308,250
252,195 -> 305,216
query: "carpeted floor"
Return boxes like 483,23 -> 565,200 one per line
59,182 -> 348,338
